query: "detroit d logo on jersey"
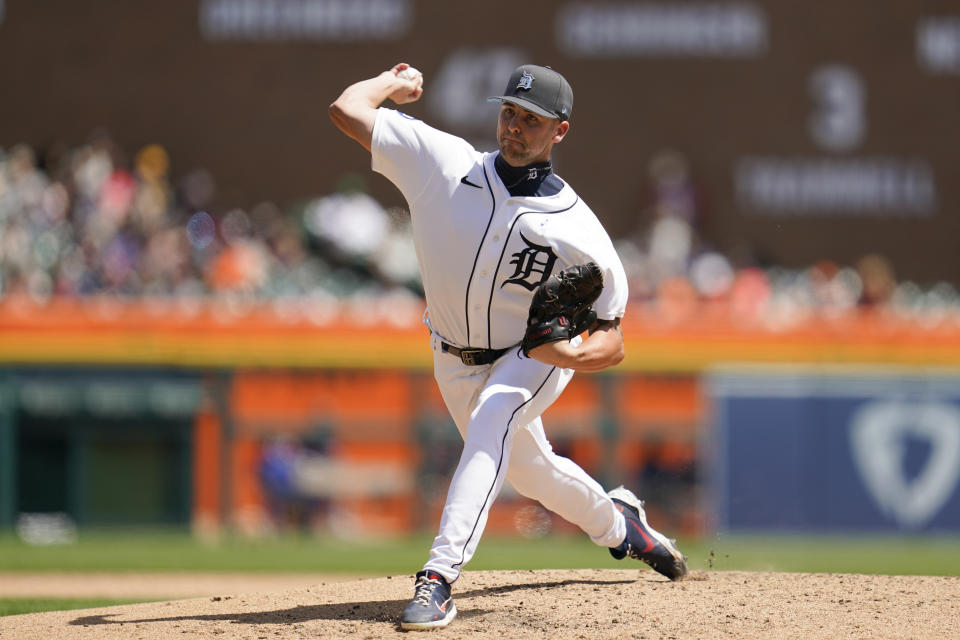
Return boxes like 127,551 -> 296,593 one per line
502,231 -> 557,291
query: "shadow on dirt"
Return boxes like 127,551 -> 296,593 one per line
68,577 -> 637,628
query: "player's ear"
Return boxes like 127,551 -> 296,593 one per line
552,120 -> 570,143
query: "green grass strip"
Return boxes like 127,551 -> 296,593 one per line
0,598 -> 155,617
0,531 -> 957,576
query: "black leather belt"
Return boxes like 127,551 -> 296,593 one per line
441,342 -> 512,366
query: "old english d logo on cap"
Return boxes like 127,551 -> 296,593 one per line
489,64 -> 574,121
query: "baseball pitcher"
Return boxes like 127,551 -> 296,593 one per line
329,62 -> 688,631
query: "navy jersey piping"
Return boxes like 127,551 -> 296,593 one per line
485,197 -> 580,349
462,163 -> 497,344
449,365 -> 558,580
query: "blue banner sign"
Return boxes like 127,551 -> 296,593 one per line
706,367 -> 960,532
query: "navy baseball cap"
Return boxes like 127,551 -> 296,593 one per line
488,65 -> 573,122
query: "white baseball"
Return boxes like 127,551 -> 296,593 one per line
397,67 -> 421,81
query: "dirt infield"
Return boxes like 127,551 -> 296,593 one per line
1,569 -> 957,639
0,572 -> 361,599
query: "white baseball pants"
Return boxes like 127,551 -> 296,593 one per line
423,332 -> 626,584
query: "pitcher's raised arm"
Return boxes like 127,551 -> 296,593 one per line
328,63 -> 423,152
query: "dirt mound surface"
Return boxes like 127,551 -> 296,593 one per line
0,572 -> 361,599
1,569 -> 957,639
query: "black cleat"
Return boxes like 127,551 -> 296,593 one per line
400,570 -> 457,630
608,486 -> 688,581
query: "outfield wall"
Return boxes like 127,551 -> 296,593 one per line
2,298 -> 959,537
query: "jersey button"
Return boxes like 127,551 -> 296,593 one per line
493,234 -> 500,242
480,270 -> 488,277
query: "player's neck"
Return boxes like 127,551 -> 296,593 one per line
494,153 -> 561,197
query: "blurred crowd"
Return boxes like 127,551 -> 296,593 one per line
1,136 -> 957,328
0,134 -> 421,314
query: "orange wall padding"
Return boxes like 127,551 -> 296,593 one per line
5,297 -> 960,371
192,408 -> 221,527
615,376 -> 702,424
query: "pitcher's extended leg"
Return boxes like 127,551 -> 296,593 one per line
506,418 -> 625,547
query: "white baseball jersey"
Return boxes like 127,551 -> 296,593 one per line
371,108 -> 628,349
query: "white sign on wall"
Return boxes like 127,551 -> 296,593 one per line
850,400 -> 960,529
735,157 -> 937,216
556,2 -> 767,57
807,65 -> 866,153
917,17 -> 960,74
199,0 -> 411,42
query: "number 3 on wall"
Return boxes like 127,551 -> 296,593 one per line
808,64 -> 866,152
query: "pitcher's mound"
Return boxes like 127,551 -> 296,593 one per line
2,569 -> 957,639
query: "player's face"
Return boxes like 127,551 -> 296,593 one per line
496,103 -> 570,166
